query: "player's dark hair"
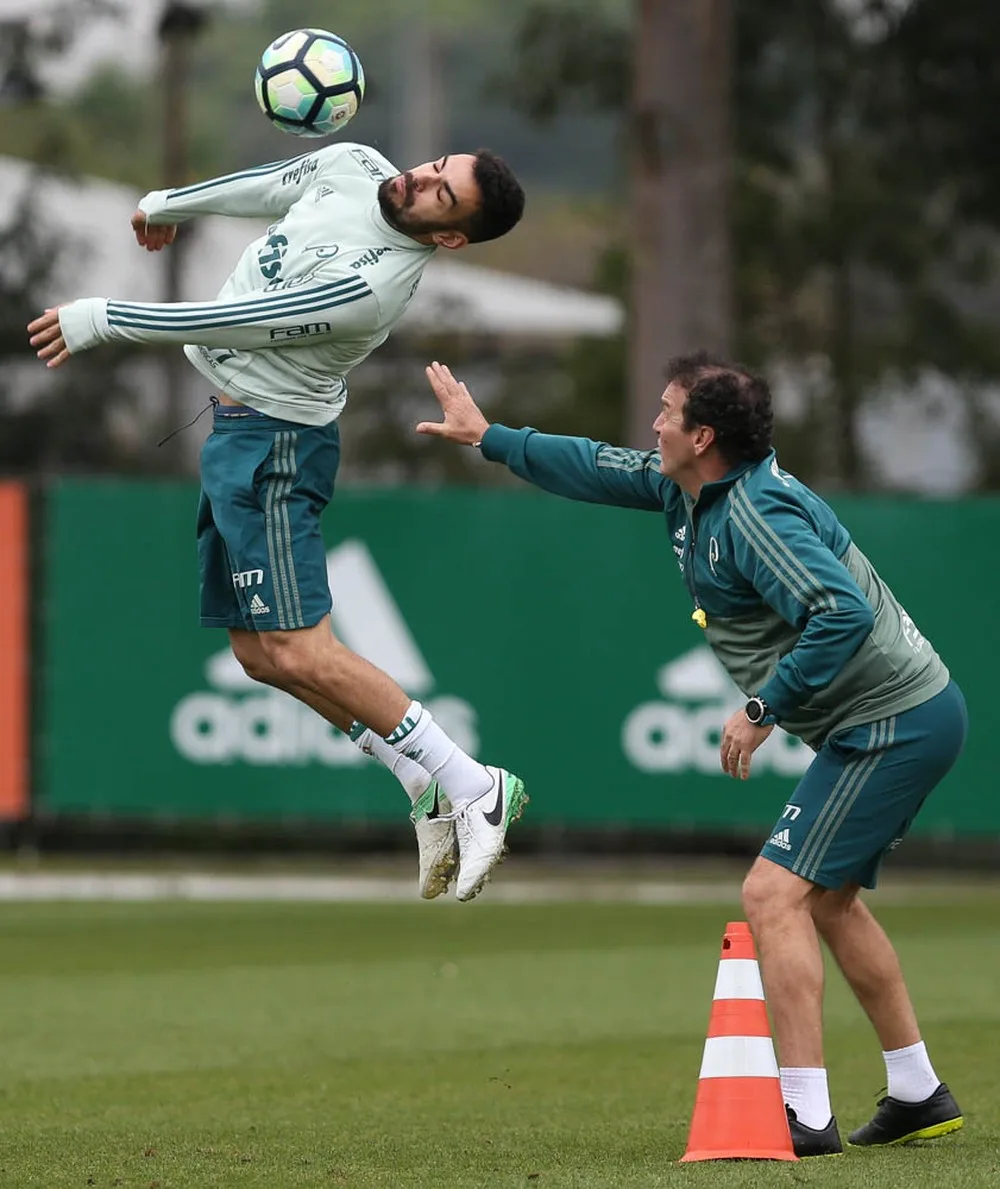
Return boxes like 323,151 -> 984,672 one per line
463,149 -> 525,244
665,351 -> 774,466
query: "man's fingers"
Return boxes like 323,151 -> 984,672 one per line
415,421 -> 445,436
428,360 -> 461,392
27,310 -> 58,336
134,224 -> 177,252
722,743 -> 744,780
29,324 -> 60,347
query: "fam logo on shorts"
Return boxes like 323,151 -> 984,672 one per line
170,540 -> 479,767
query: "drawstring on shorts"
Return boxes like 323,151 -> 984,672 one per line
156,395 -> 219,447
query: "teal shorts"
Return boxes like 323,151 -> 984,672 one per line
197,406 -> 340,632
760,681 -> 968,889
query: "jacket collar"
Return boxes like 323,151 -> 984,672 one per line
369,204 -> 437,252
686,450 -> 775,509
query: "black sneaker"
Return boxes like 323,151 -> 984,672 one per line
848,1082 -> 964,1147
786,1106 -> 844,1157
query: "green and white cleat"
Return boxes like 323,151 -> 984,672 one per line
410,783 -> 458,900
454,767 -> 528,903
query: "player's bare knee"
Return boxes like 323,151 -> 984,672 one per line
743,858 -> 811,928
254,629 -> 322,687
741,866 -> 775,928
228,632 -> 278,686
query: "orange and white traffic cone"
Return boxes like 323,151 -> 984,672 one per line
680,920 -> 797,1162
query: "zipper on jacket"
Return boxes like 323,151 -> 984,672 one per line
682,502 -> 707,629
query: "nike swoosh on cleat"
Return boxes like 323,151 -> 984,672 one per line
483,777 -> 505,827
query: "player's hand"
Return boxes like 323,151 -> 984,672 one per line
720,709 -> 774,780
27,307 -> 70,369
131,209 -> 178,251
418,361 -> 490,446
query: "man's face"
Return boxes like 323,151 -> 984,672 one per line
653,381 -> 699,478
377,153 -> 480,242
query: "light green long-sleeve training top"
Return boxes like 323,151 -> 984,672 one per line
57,143 -> 434,425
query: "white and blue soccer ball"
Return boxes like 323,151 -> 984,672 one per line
254,28 -> 365,138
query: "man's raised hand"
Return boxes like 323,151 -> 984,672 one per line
131,210 -> 178,252
418,361 -> 491,446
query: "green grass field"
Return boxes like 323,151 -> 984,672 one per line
0,894 -> 997,1187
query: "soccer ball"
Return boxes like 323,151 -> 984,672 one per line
254,28 -> 365,138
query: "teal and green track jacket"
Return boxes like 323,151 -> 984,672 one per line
481,425 -> 949,749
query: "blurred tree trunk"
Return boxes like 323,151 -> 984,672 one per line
627,0 -> 733,446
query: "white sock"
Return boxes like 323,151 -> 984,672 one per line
780,1067 -> 832,1130
883,1041 -> 940,1103
349,723 -> 430,805
386,701 -> 491,809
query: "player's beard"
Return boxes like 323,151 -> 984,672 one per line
377,174 -> 451,237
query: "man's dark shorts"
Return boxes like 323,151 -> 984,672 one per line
197,405 -> 340,631
760,681 -> 968,889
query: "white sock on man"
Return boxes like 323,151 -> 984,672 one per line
349,723 -> 430,805
883,1040 -> 940,1103
780,1066 -> 832,1130
385,701 -> 492,808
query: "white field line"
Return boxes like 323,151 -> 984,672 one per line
0,871 -> 987,904
0,872 -> 741,904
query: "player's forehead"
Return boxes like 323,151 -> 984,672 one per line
428,153 -> 479,204
661,381 -> 687,410
415,151 -> 476,175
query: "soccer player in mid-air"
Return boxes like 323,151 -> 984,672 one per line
420,354 -> 967,1156
27,141 -> 527,903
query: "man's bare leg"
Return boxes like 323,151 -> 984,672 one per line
743,857 -> 826,1066
811,887 -> 942,1104
228,628 -> 431,800
226,621 -> 525,901
811,886 -> 920,1051
742,856 -> 834,1136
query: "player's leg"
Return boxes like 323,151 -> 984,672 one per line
742,725 -> 907,1156
255,617 -> 526,900
200,410 -> 458,897
229,627 -> 457,899
228,627 -> 428,793
741,855 -> 841,1156
804,685 -> 968,1147
201,409 -> 525,901
810,886 -> 922,1052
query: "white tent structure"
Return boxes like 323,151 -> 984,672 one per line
1,156 -> 624,339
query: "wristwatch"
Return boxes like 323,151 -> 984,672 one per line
744,696 -> 776,727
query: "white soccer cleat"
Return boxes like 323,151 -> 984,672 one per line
453,767 -> 528,903
410,782 -> 458,900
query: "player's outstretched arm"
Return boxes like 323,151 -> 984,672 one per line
420,361 -> 667,511
28,274 -> 377,365
135,145 -> 349,231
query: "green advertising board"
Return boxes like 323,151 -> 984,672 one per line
37,480 -> 1000,836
